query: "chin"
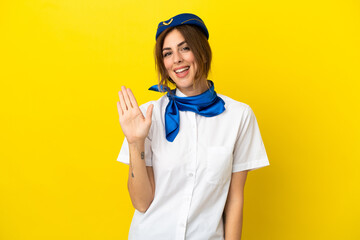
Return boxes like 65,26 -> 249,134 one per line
173,80 -> 194,89
171,76 -> 195,86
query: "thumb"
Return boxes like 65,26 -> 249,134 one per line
145,104 -> 154,124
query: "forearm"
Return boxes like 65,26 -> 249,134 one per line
224,197 -> 244,240
127,141 -> 154,212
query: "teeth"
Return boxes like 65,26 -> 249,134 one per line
175,67 -> 189,73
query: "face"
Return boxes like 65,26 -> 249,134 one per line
162,29 -> 202,96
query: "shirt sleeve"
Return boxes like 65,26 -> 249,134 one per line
116,104 -> 153,167
232,105 -> 269,172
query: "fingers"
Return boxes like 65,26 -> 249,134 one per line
121,86 -> 133,109
145,104 -> 154,125
117,101 -> 123,116
118,86 -> 143,119
118,90 -> 127,113
127,88 -> 139,108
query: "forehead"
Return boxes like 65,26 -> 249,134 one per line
163,29 -> 185,48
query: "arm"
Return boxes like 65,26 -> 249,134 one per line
127,142 -> 155,213
117,86 -> 155,213
223,170 -> 248,240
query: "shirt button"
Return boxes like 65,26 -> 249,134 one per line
189,173 -> 194,177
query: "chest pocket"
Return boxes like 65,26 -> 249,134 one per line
205,146 -> 233,185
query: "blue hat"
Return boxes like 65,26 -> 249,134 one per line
156,13 -> 209,40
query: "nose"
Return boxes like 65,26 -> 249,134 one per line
173,51 -> 183,64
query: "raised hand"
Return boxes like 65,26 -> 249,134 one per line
117,86 -> 154,144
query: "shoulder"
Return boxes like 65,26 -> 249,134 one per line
217,93 -> 253,118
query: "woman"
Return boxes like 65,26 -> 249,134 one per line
117,13 -> 269,240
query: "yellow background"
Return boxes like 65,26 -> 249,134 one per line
1,0 -> 359,239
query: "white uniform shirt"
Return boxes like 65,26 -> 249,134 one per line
117,89 -> 270,240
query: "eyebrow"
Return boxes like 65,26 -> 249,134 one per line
162,41 -> 187,52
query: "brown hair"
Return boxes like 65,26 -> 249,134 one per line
154,24 -> 212,91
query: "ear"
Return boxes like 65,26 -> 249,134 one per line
202,54 -> 207,63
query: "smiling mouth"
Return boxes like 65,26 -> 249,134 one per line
174,66 -> 190,73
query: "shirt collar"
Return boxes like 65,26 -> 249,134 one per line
175,88 -> 188,97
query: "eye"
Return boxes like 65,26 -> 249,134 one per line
163,51 -> 172,57
181,46 -> 190,51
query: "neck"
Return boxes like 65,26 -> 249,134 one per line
177,79 -> 209,97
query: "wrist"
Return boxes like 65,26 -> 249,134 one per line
128,140 -> 145,150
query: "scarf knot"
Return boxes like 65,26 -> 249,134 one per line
149,80 -> 225,142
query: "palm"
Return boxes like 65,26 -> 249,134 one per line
117,86 -> 153,144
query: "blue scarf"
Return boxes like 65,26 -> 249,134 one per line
148,80 -> 226,142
